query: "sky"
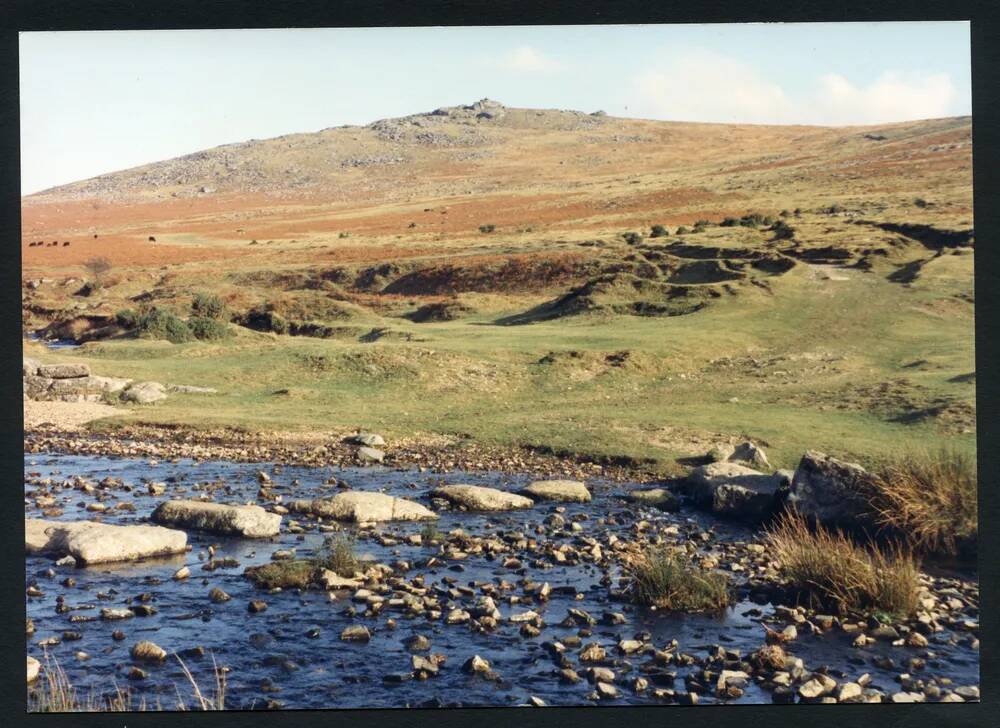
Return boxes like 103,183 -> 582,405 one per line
20,22 -> 972,195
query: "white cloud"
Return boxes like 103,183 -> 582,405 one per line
628,49 -> 958,125
497,46 -> 565,73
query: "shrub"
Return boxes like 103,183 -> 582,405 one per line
83,257 -> 112,285
793,208 -> 802,217
765,511 -> 919,617
913,198 -> 929,208
622,231 -> 643,245
133,306 -> 193,343
338,232 -> 350,239
780,210 -> 790,218
478,224 -> 496,233
676,226 -> 689,235
770,220 -> 795,240
191,293 -> 226,320
626,549 -> 730,611
650,224 -> 669,238
315,535 -> 359,577
188,316 -> 230,341
115,309 -> 138,328
869,448 -> 977,556
720,217 -> 738,228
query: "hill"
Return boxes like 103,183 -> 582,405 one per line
21,100 -> 975,472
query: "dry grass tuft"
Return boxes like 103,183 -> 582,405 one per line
28,652 -> 226,713
627,548 -> 731,611
869,447 -> 977,556
766,511 -> 919,617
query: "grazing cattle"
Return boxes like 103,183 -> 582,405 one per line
93,234 -> 98,239
63,241 -> 70,247
148,236 -> 156,242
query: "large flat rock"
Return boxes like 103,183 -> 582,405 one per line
310,492 -> 437,522
430,484 -> 534,511
519,480 -> 591,503
37,363 -> 90,379
685,462 -> 787,521
25,519 -> 187,565
151,500 -> 281,537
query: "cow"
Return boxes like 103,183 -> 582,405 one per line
148,236 -> 156,242
63,241 -> 70,247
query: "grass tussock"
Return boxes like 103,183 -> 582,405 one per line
627,549 -> 731,612
29,653 -> 225,712
870,448 -> 977,556
315,535 -> 359,577
766,511 -> 919,617
243,559 -> 316,589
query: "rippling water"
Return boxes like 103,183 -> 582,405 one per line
24,453 -> 979,710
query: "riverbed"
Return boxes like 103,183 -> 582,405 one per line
24,453 -> 979,710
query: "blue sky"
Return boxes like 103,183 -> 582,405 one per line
20,23 -> 971,195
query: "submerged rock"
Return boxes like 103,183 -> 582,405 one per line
151,500 -> 282,537
25,519 -> 187,565
309,492 -> 437,522
430,484 -> 534,511
520,480 -> 591,503
625,488 -> 680,511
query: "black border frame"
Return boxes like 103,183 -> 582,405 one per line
2,2 -> 997,727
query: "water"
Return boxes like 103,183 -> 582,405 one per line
27,333 -> 80,350
24,454 -> 979,710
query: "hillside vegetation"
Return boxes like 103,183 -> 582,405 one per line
21,100 -> 974,472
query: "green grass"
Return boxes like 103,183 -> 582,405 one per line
626,549 -> 731,611
28,249 -> 975,473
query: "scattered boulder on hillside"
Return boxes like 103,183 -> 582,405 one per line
430,484 -> 534,511
685,462 -> 788,521
786,451 -> 878,531
166,384 -> 218,394
519,480 -> 591,503
25,519 -> 188,565
624,488 -> 680,512
309,492 -> 437,522
151,500 -> 282,537
37,363 -> 90,379
122,381 -> 168,404
730,442 -> 771,470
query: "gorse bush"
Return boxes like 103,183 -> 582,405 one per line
188,316 -> 230,341
869,448 -> 977,556
132,306 -> 194,344
650,224 -> 669,238
627,549 -> 730,611
478,224 -> 496,233
191,293 -> 226,320
770,220 -> 795,240
765,511 -> 919,617
622,231 -> 643,245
